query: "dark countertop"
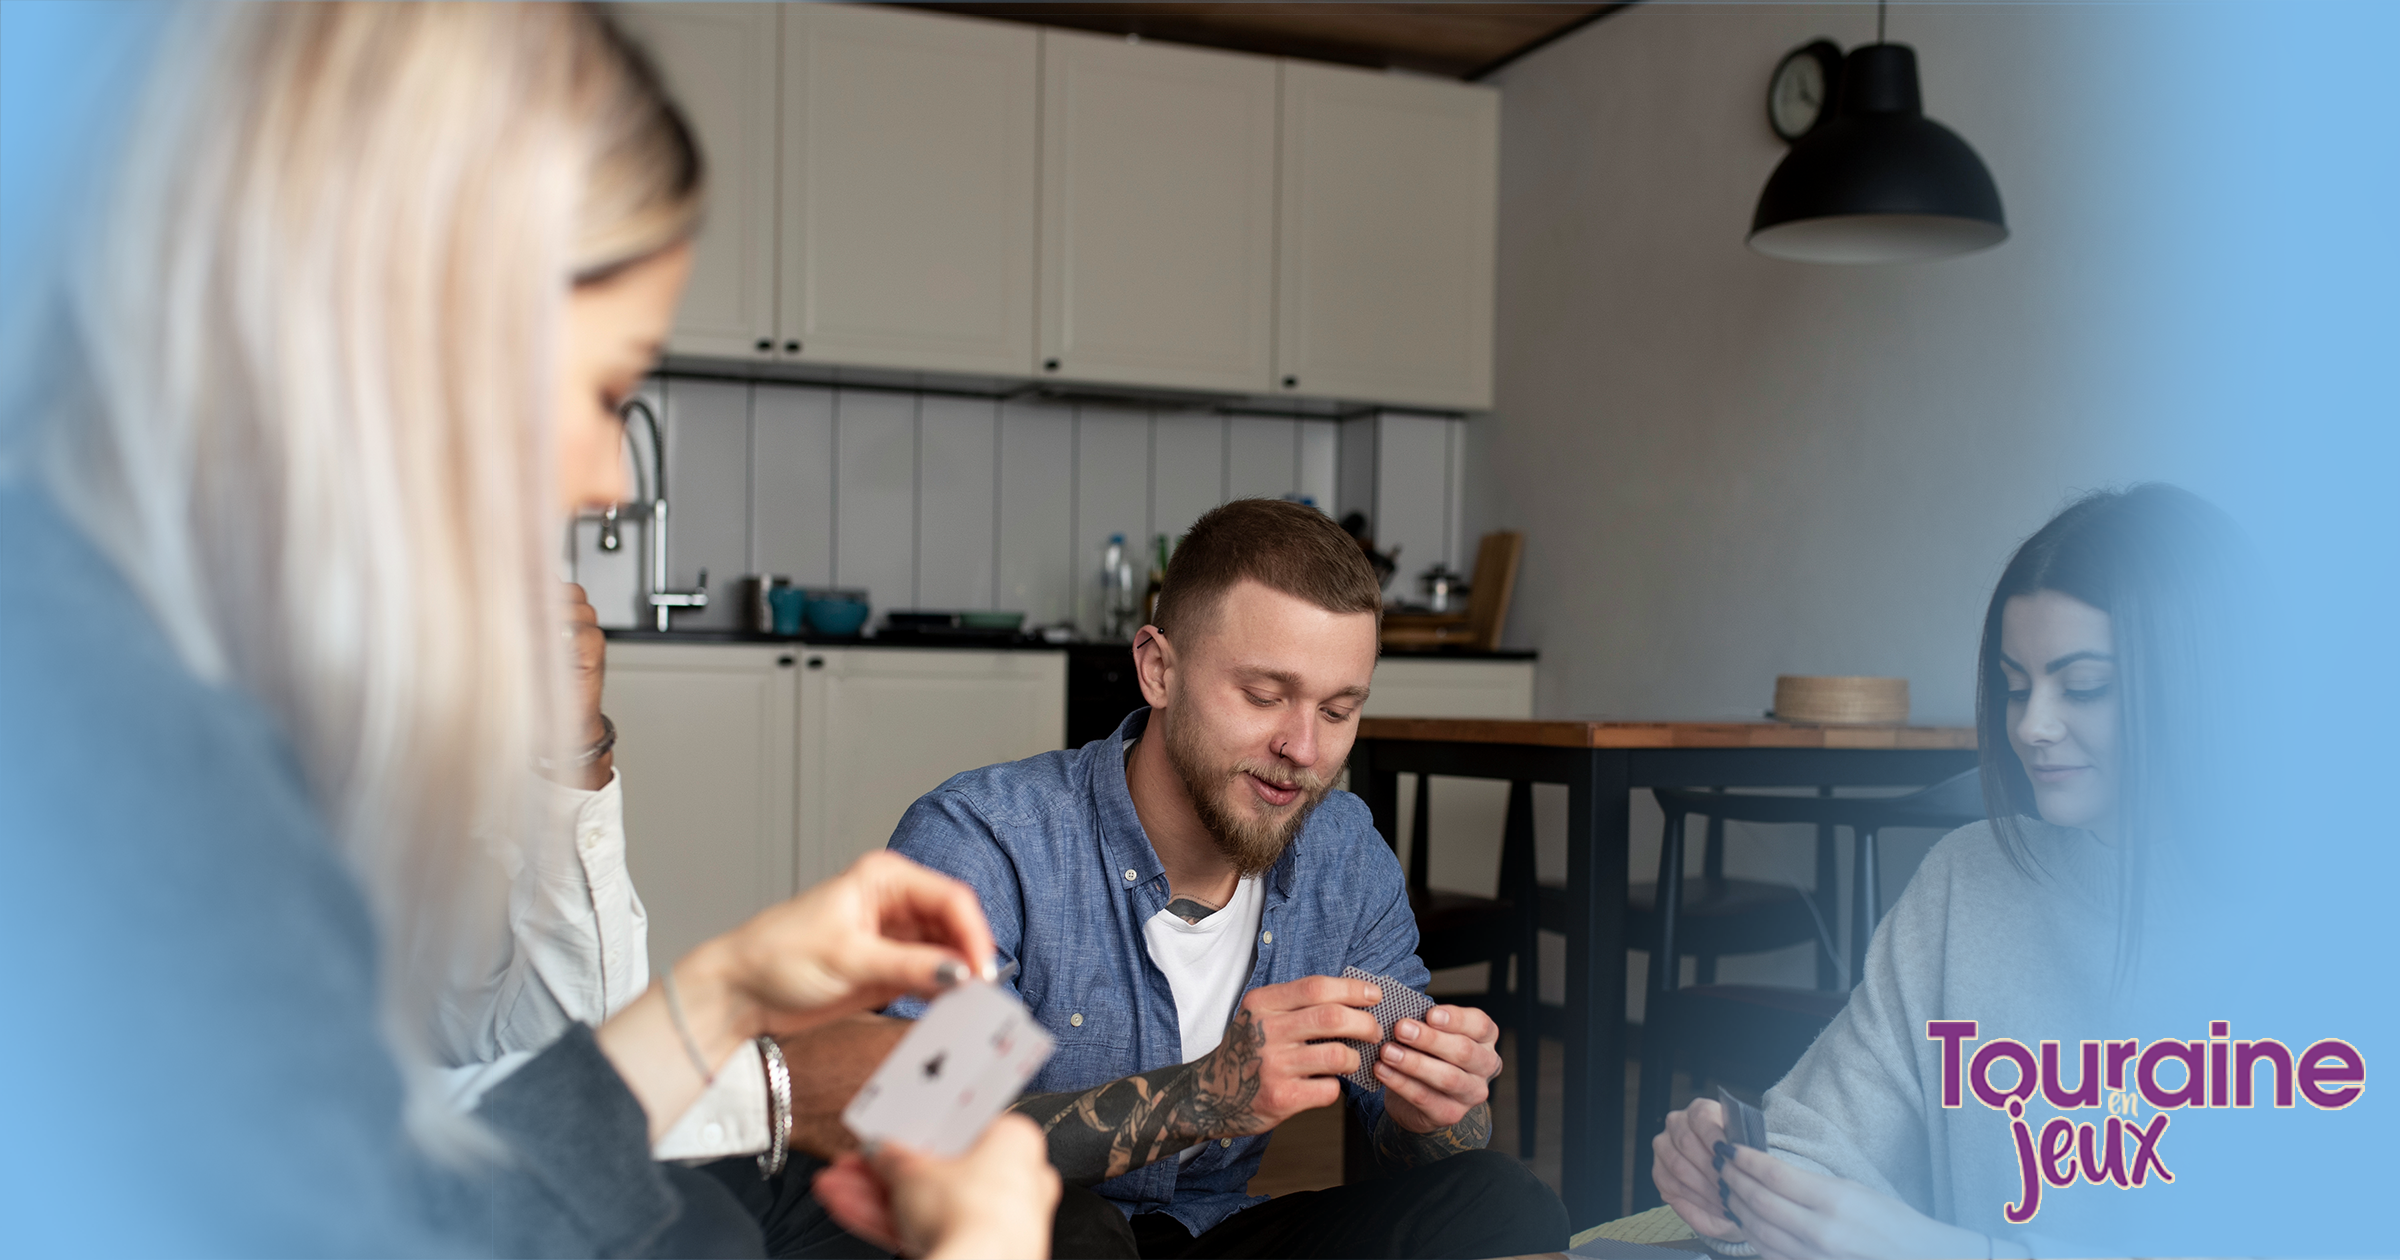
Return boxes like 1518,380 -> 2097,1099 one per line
602,630 -> 1534,660
1378,645 -> 1537,661
603,628 -> 1070,651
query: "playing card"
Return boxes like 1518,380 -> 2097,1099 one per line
1717,1085 -> 1768,1151
842,982 -> 1055,1158
1340,965 -> 1437,1091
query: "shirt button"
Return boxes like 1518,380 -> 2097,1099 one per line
1070,1012 -> 1084,1027
1123,869 -> 1137,882
1219,1137 -> 1232,1148
1262,930 -> 1273,944
702,1122 -> 724,1144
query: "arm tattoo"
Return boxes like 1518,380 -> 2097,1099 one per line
1011,1006 -> 1267,1185
1371,1099 -> 1492,1171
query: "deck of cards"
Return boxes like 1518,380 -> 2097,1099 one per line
1340,965 -> 1437,1091
843,981 -> 1054,1158
1717,1085 -> 1768,1151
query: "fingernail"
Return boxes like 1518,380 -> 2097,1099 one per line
1366,986 -> 1382,1003
1384,1043 -> 1406,1064
934,959 -> 966,987
1726,1210 -> 1744,1229
980,957 -> 999,982
1712,1151 -> 1724,1171
1429,1007 -> 1451,1027
1397,1020 -> 1418,1040
1713,1140 -> 1735,1161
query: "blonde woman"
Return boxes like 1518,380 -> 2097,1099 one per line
0,4 -> 1053,1255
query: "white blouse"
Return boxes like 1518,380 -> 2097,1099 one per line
436,770 -> 767,1161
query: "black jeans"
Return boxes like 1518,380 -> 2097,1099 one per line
697,1156 -> 1136,1260
698,1156 -> 885,1259
1056,1149 -> 1571,1260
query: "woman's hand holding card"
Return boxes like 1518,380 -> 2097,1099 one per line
813,1113 -> 1058,1259
1654,1098 -> 1749,1244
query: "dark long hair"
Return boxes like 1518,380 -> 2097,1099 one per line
1976,485 -> 2245,985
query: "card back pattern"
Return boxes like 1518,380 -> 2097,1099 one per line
1340,965 -> 1436,1091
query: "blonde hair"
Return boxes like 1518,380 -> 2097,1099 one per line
41,1 -> 699,1148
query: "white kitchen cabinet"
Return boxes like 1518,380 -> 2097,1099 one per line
610,641 -> 1068,975
780,6 -> 1038,374
797,648 -> 1067,886
618,5 -> 1501,410
616,3 -> 781,361
1361,657 -> 1533,902
606,643 -> 799,974
1276,62 -> 1499,410
1038,30 -> 1279,394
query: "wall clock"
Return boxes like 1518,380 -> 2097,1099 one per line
1769,40 -> 1844,142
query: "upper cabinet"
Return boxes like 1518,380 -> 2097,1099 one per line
781,7 -> 1038,374
621,4 -> 1499,410
1276,63 -> 1500,411
1038,31 -> 1279,395
616,3 -> 781,360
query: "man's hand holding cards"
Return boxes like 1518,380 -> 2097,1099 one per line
1339,966 -> 1503,1134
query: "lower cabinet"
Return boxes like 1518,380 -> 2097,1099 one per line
608,643 -> 800,974
607,644 -> 1511,975
609,643 -> 1066,973
797,648 -> 1067,886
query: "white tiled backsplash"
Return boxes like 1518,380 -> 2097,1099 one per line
569,375 -> 1465,632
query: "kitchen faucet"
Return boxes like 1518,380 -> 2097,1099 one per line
616,397 -> 708,631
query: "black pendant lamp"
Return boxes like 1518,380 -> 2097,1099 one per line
1749,10 -> 2006,264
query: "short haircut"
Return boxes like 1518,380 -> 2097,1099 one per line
1150,499 -> 1383,640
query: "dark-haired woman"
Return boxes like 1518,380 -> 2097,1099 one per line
1649,485 -> 2239,1260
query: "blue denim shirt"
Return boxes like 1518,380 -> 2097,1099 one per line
885,708 -> 1429,1233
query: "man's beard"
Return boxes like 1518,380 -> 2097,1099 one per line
1164,711 -> 1339,876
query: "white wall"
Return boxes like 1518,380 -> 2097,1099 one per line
1476,2 -> 2167,725
1475,4 -> 2177,1003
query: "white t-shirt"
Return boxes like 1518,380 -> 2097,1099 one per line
1141,874 -> 1266,1165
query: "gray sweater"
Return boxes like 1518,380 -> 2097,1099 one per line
1764,818 -> 2119,1253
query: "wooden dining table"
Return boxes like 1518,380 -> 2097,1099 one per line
1347,717 -> 1978,1228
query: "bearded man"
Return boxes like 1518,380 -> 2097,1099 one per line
868,499 -> 1568,1260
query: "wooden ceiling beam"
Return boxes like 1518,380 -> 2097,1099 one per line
888,2 -> 1633,80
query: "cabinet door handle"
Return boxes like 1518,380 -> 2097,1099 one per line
755,338 -> 773,353
806,656 -> 826,669
778,655 -> 795,667
1282,375 -> 1299,389
1044,358 -> 1061,372
784,340 -> 801,354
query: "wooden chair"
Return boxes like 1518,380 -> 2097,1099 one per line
1380,531 -> 1523,650
1628,770 -> 1986,1208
